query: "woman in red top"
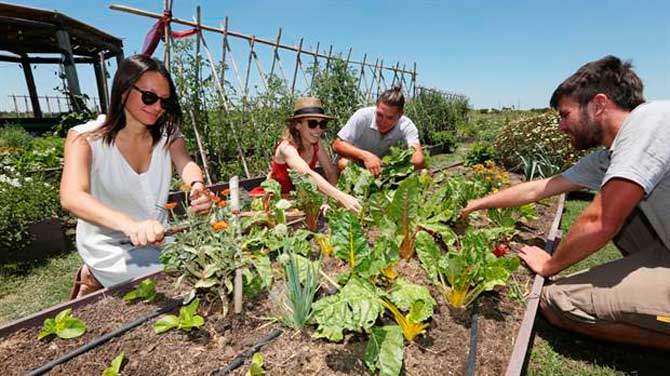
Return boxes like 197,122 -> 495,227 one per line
270,97 -> 361,213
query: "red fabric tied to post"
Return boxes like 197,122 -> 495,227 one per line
141,9 -> 199,56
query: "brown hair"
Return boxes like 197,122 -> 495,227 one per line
278,118 -> 305,153
376,86 -> 405,110
550,55 -> 644,111
89,55 -> 182,146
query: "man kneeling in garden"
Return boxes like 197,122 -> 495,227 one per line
462,55 -> 670,349
333,87 -> 424,176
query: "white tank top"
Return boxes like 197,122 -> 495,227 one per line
72,115 -> 174,286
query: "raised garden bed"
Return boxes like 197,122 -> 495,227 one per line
0,157 -> 563,376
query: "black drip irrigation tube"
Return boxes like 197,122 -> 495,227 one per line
466,298 -> 480,376
210,328 -> 283,376
26,298 -> 182,376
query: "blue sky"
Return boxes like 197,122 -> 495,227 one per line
2,0 -> 668,110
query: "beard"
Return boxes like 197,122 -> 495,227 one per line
571,109 -> 602,150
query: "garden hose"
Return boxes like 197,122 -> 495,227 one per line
466,297 -> 480,376
210,328 -> 283,375
26,298 -> 182,376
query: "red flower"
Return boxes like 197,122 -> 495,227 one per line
492,244 -> 509,258
164,202 -> 178,210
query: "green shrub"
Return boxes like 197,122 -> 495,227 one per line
405,88 -> 470,145
493,112 -> 584,173
0,125 -> 33,150
464,142 -> 498,166
429,130 -> 456,150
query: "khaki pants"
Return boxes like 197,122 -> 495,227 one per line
541,209 -> 670,333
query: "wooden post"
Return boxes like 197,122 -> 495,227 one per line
391,62 -> 400,87
291,38 -> 303,95
376,59 -> 385,95
357,53 -> 367,92
20,55 -> 42,118
94,52 -> 109,113
324,45 -> 333,73
231,176 -> 243,314
309,41 -> 320,92
163,0 -> 172,69
412,62 -> 417,98
366,58 -> 379,103
243,36 -> 255,97
55,28 -> 83,111
221,17 -> 229,90
344,47 -> 352,68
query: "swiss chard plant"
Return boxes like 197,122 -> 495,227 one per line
101,351 -> 125,376
38,308 -> 86,340
290,171 -> 323,231
363,325 -> 404,376
154,298 -> 205,334
245,352 -> 265,376
381,278 -> 435,341
123,279 -> 157,303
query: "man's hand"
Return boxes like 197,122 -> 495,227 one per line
518,245 -> 554,276
363,152 -> 382,176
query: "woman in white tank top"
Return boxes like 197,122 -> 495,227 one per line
60,55 -> 211,297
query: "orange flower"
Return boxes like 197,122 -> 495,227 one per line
164,202 -> 178,210
211,221 -> 229,231
220,188 -> 231,196
205,190 -> 221,203
217,200 -> 227,208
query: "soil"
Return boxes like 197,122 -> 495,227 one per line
0,171 -> 558,376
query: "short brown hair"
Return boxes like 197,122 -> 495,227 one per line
376,86 -> 405,110
550,55 -> 644,111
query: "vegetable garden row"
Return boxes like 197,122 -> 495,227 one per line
0,148 -> 563,375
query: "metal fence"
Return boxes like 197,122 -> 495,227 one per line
3,94 -> 100,118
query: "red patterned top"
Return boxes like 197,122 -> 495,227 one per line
270,142 -> 320,194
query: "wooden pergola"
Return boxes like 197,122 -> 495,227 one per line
0,2 -> 124,117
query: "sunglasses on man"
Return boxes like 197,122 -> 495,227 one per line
306,119 -> 328,130
132,85 -> 173,110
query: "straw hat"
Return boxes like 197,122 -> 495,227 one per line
287,97 -> 335,120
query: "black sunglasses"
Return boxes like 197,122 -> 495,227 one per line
307,119 -> 328,130
132,85 -> 173,110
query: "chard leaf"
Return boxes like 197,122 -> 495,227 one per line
154,314 -> 179,333
102,351 -> 125,376
415,231 -> 441,282
388,175 -> 419,259
38,309 -> 86,340
123,279 -> 156,302
389,278 -> 436,323
245,352 -> 265,376
311,277 -> 383,341
363,325 -> 404,376
328,209 -> 370,270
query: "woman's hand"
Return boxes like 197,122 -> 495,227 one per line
189,182 -> 211,214
339,193 -> 362,214
123,219 -> 165,247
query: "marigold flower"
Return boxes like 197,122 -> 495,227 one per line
211,221 -> 229,231
221,188 -> 231,196
164,202 -> 178,210
217,200 -> 227,208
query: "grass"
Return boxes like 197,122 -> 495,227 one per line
526,196 -> 670,376
0,248 -> 81,324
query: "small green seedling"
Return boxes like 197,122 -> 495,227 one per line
154,298 -> 205,334
245,352 -> 265,376
101,351 -> 125,376
38,308 -> 86,340
123,279 -> 157,303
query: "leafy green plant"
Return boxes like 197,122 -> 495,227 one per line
154,298 -> 205,333
101,351 -> 125,376
123,279 -> 157,303
38,308 -> 86,340
517,144 -> 562,181
376,146 -> 416,189
245,352 -> 265,376
290,171 -> 323,231
381,278 -> 435,341
465,142 -> 498,166
363,325 -> 404,376
387,175 -> 420,259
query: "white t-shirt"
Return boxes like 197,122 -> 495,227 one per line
72,115 -> 176,286
336,106 -> 420,158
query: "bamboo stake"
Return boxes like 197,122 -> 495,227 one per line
231,176 -> 243,314
170,40 -> 213,185
356,53 -> 367,93
366,58 -> 379,103
221,17 -> 228,91
376,59 -> 385,95
391,61 -> 400,87
309,41 -> 320,93
324,45 -> 333,73
412,62 -> 417,98
200,33 -> 252,178
243,36 -> 255,97
250,39 -> 269,92
269,28 -> 281,78
163,0 -> 172,69
291,38 -> 303,95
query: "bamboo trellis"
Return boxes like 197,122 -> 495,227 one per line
110,3 -> 419,180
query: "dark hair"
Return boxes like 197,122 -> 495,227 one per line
550,55 -> 644,111
92,55 -> 182,146
376,86 -> 405,110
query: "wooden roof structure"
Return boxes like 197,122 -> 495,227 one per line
0,2 -> 125,117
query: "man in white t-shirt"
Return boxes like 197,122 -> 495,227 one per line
462,55 -> 670,349
333,87 -> 424,176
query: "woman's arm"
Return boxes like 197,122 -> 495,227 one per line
316,140 -> 338,185
59,130 -> 164,246
168,137 -> 210,213
277,141 -> 361,213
